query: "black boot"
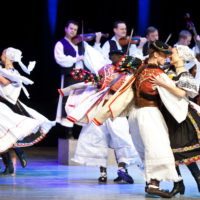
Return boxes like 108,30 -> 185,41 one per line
0,152 -> 14,176
170,181 -> 185,196
13,148 -> 27,168
170,166 -> 185,196
98,166 -> 107,183
117,168 -> 134,184
187,162 -> 200,192
115,162 -> 134,184
113,176 -> 123,183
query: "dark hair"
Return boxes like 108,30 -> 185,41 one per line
113,20 -> 126,29
148,40 -> 171,57
65,20 -> 79,28
178,30 -> 192,40
146,26 -> 158,36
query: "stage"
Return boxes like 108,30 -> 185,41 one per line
0,147 -> 200,200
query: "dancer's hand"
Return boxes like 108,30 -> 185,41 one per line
149,75 -> 166,87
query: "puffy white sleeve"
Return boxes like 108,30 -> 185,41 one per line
101,41 -> 111,61
156,73 -> 188,123
54,41 -> 77,68
176,72 -> 198,98
129,44 -> 143,59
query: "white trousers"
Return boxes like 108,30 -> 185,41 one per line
129,107 -> 181,182
72,117 -> 142,168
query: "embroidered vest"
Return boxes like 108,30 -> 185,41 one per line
59,38 -> 85,75
98,64 -> 127,92
136,64 -> 164,100
109,40 -> 128,54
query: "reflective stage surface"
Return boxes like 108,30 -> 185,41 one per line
0,147 -> 200,200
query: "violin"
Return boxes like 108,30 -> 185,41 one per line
119,36 -> 141,46
71,33 -> 109,44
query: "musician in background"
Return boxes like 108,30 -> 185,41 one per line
174,30 -> 192,47
192,35 -> 200,59
95,20 -> 146,62
142,26 -> 159,56
54,20 -> 102,138
173,29 -> 200,68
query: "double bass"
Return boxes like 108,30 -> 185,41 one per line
185,13 -> 200,60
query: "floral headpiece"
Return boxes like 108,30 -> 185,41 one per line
115,55 -> 142,74
71,69 -> 102,84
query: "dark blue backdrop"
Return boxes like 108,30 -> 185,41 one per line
0,0 -> 199,146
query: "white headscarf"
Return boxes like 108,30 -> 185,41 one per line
176,45 -> 196,62
5,47 -> 36,75
176,45 -> 200,89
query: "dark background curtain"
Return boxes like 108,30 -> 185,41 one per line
0,0 -> 199,146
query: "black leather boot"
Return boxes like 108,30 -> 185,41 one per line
187,162 -> 200,192
0,152 -> 14,176
98,166 -> 107,183
170,180 -> 185,196
13,148 -> 27,168
170,165 -> 185,196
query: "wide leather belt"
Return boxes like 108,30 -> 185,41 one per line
135,97 -> 159,108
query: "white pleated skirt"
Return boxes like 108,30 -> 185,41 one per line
0,102 -> 55,153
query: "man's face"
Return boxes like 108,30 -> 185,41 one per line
113,23 -> 127,38
65,23 -> 78,39
179,36 -> 192,46
156,52 -> 168,66
147,31 -> 159,42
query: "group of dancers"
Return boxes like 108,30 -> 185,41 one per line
1,18 -> 200,198
55,19 -> 200,198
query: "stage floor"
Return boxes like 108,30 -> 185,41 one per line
0,147 -> 200,200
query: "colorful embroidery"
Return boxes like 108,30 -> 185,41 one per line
175,155 -> 200,166
71,69 -> 102,84
13,132 -> 46,148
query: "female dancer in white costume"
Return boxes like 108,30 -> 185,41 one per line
0,47 -> 55,175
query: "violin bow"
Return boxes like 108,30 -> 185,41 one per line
81,20 -> 84,51
126,28 -> 134,55
165,33 -> 172,44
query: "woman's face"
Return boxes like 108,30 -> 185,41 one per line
0,50 -> 6,64
170,48 -> 182,65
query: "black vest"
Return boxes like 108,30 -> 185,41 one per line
109,40 -> 128,54
142,42 -> 149,56
59,38 -> 85,75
